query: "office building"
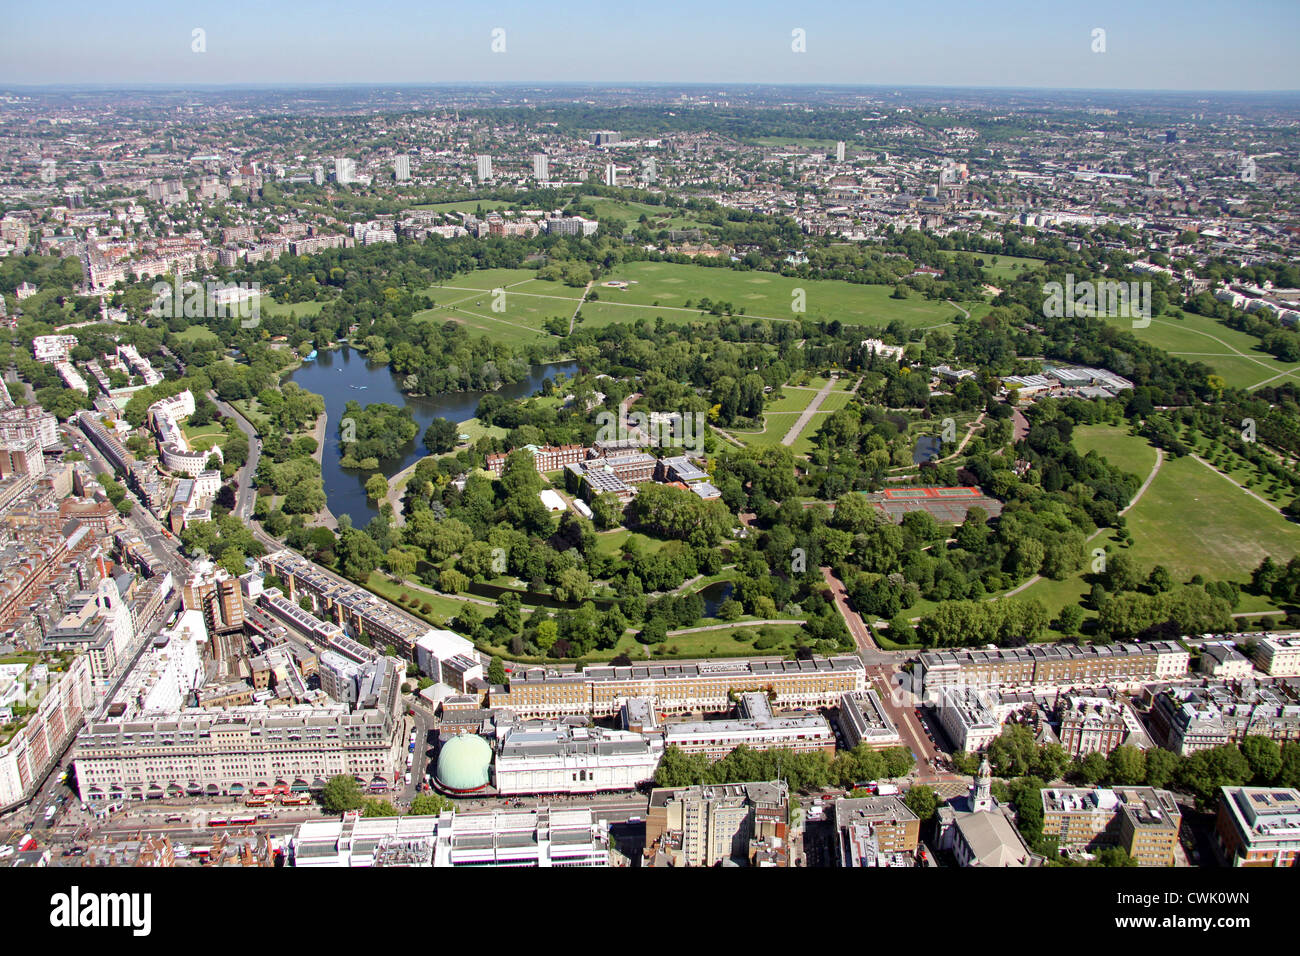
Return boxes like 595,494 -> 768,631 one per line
835,141 -> 845,162
1041,787 -> 1182,866
259,549 -> 439,658
334,157 -> 356,185
837,690 -> 903,750
834,795 -> 920,867
645,781 -> 789,867
1254,635 -> 1300,677
1055,694 -> 1152,757
73,656 -> 406,803
1214,786 -> 1300,867
0,655 -> 94,810
393,155 -> 410,181
918,641 -> 1188,695
1149,680 -> 1300,755
532,153 -> 549,181
662,692 -> 834,758
475,155 -> 493,182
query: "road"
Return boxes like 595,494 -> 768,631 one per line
820,565 -> 892,665
211,393 -> 261,521
64,423 -> 189,580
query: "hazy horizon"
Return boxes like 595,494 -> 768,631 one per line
3,0 -> 1297,92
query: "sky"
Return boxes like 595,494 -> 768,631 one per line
2,0 -> 1297,91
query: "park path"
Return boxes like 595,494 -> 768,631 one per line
821,565 -> 890,664
781,375 -> 848,447
665,619 -> 805,636
938,412 -> 986,462
568,280 -> 593,335
1189,453 -> 1283,514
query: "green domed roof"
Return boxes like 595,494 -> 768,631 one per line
436,734 -> 492,792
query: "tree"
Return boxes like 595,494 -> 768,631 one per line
423,417 -> 459,454
1143,748 -> 1181,790
322,774 -> 365,813
1240,735 -> 1282,786
439,568 -> 469,593
362,799 -> 398,817
487,657 -> 507,686
409,793 -> 454,816
1077,751 -> 1109,784
385,547 -> 417,582
536,619 -> 559,652
1107,745 -> 1147,786
903,784 -> 939,821
366,472 -> 389,501
1093,847 -> 1138,868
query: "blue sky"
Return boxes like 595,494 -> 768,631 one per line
2,0 -> 1297,90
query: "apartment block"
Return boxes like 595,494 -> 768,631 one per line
491,656 -> 866,720
1041,786 -> 1182,866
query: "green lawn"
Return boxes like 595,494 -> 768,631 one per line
455,417 -> 509,444
1072,423 -> 1157,481
257,296 -> 327,319
590,261 -> 968,329
1123,454 -> 1300,582
171,325 -> 223,346
1099,311 -> 1300,390
936,250 -> 1049,282
182,422 -> 225,452
414,268 -> 586,343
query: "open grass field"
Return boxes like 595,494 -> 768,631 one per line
1098,311 -> 1300,390
592,261 -> 970,329
170,325 -> 223,346
408,262 -> 973,342
455,417 -> 508,444
413,268 -> 585,344
1123,453 -> 1300,582
977,424 -> 1299,624
764,386 -> 825,414
1072,423 -> 1158,480
935,250 -> 1049,282
257,296 -> 327,319
583,197 -> 707,232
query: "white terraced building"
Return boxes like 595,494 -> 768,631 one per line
292,807 -> 612,867
493,721 -> 663,795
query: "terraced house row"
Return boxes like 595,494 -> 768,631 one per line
917,641 -> 1189,695
490,656 -> 866,719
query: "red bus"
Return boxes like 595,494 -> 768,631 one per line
229,814 -> 256,826
244,796 -> 270,808
209,817 -> 229,828
279,793 -> 309,806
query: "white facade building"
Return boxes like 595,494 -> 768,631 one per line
493,722 -> 663,795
